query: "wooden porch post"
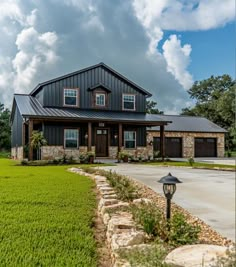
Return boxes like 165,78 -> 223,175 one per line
118,123 -> 122,152
88,122 -> 92,151
160,125 -> 165,161
28,120 -> 33,161
22,122 -> 26,158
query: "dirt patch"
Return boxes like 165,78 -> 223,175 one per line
94,197 -> 113,267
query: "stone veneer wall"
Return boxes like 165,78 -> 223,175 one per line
11,146 -> 24,160
41,146 -> 95,160
121,146 -> 153,159
146,131 -> 225,158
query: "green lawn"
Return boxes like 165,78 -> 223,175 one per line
142,161 -> 236,170
0,159 -> 97,267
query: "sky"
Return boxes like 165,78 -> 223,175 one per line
0,0 -> 235,114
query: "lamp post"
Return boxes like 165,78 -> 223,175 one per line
158,173 -> 182,221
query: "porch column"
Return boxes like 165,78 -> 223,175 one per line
160,125 -> 165,161
22,122 -> 26,158
118,123 -> 122,152
88,122 -> 92,151
28,119 -> 33,161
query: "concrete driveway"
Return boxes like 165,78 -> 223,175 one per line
101,164 -> 235,241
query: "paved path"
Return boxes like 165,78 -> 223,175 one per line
101,164 -> 235,241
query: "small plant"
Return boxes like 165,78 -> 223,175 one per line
130,202 -> 164,237
188,157 -> 195,166
87,151 -> 95,163
119,244 -> 170,267
118,151 -> 130,162
153,151 -> 160,159
168,212 -> 200,246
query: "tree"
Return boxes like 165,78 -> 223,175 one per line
31,131 -> 47,160
0,103 -> 11,150
181,75 -> 236,151
146,100 -> 164,114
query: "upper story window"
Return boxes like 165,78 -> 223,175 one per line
96,93 -> 105,106
64,129 -> 79,148
124,131 -> 136,149
123,94 -> 135,111
64,88 -> 78,106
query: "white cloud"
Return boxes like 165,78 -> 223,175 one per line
162,35 -> 193,90
0,4 -> 59,106
0,0 -> 24,24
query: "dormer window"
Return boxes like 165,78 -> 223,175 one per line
64,88 -> 78,106
96,93 -> 105,106
123,94 -> 135,111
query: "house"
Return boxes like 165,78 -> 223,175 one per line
10,62 -> 170,160
10,63 -> 226,160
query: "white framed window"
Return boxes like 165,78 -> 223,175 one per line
123,94 -> 135,110
64,88 -> 78,106
96,93 -> 105,106
124,131 -> 136,149
64,129 -> 79,148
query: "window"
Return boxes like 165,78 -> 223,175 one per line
64,129 -> 79,148
123,94 -> 135,110
124,131 -> 136,148
64,89 -> 78,106
96,93 -> 105,106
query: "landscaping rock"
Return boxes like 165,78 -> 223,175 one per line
100,190 -> 116,196
165,244 -> 228,267
107,212 -> 135,238
97,183 -> 110,188
94,175 -> 107,181
98,198 -> 119,210
100,202 -> 129,215
102,213 -> 111,225
100,186 -> 115,192
103,194 -> 118,199
113,259 -> 131,267
111,230 -> 146,251
133,198 -> 152,205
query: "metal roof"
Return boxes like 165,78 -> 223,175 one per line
148,114 -> 227,133
30,62 -> 152,97
14,94 -> 169,125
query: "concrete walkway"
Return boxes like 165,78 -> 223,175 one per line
101,164 -> 235,242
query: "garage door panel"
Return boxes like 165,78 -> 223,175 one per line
195,138 -> 216,157
153,137 -> 182,157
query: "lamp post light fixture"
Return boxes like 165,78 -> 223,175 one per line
158,173 -> 182,221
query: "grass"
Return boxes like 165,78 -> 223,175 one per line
0,159 -> 97,267
141,161 -> 236,170
0,150 -> 10,158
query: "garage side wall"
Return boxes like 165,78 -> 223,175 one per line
147,131 -> 225,158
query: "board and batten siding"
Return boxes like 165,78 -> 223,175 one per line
37,66 -> 146,112
11,106 -> 23,147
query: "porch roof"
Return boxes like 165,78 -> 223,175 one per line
14,94 -> 171,126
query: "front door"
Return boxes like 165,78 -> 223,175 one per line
96,129 -> 108,157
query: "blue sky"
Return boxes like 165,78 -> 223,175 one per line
0,0 -> 234,113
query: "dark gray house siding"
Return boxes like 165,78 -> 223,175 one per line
11,106 -> 23,147
43,122 -> 147,147
38,66 -> 146,112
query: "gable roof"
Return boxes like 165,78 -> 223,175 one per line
13,94 -> 169,125
148,115 -> 227,133
30,62 -> 152,97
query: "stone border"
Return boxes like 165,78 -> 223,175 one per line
68,167 -> 234,267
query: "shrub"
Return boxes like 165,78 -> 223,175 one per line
168,212 -> 200,246
119,244 -> 170,267
188,157 -> 195,166
118,151 -> 130,162
153,151 -> 160,159
130,202 -> 164,237
104,171 -> 140,201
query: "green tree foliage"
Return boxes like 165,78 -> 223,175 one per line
146,99 -> 164,114
31,131 -> 47,160
0,103 -> 11,150
181,75 -> 236,151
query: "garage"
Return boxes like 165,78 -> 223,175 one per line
195,138 -> 217,157
153,137 -> 182,157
